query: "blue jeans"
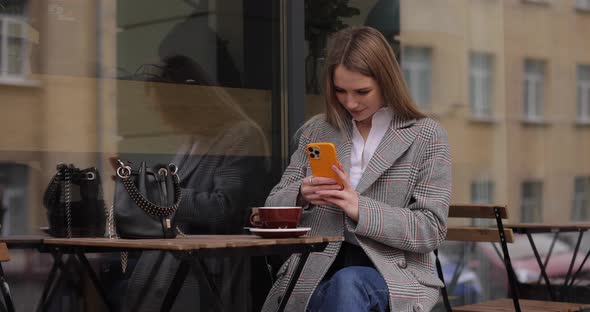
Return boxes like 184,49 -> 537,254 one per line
307,266 -> 389,312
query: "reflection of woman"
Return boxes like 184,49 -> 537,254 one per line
122,56 -> 270,312
262,27 -> 451,312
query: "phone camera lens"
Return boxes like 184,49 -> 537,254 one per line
308,147 -> 314,152
314,150 -> 320,155
310,153 -> 315,158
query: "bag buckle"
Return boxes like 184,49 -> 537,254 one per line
85,172 -> 96,180
116,159 -> 132,179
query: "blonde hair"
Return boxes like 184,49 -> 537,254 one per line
324,26 -> 426,130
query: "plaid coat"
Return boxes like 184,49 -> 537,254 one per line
262,115 -> 451,312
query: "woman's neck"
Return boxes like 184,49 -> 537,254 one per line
355,118 -> 372,141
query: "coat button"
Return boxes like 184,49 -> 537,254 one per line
396,259 -> 407,269
413,303 -> 424,312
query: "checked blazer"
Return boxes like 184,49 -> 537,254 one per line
261,114 -> 451,312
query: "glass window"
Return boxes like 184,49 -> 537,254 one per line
471,179 -> 494,204
470,53 -> 494,119
572,176 -> 590,221
523,59 -> 546,122
402,46 -> 432,109
0,16 -> 27,79
577,65 -> 590,123
521,180 -> 543,222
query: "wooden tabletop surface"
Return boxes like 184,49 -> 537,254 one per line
505,223 -> 590,233
43,235 -> 344,251
0,235 -> 47,245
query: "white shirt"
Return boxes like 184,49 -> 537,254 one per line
350,107 -> 393,189
346,107 -> 393,245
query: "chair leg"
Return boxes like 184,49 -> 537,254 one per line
434,249 -> 453,312
494,208 -> 521,312
0,264 -> 15,312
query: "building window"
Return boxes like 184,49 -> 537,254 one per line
576,0 -> 590,11
577,65 -> 590,123
523,59 -> 546,122
402,47 -> 432,109
572,177 -> 590,221
0,15 -> 29,81
471,179 -> 495,226
470,53 -> 494,119
521,180 -> 543,222
471,179 -> 494,204
522,0 -> 551,5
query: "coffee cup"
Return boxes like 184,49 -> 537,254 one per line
249,207 -> 302,229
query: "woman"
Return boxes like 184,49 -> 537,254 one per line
262,26 -> 451,312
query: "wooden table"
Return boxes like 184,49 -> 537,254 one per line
42,235 -> 343,312
505,223 -> 590,302
453,298 -> 590,312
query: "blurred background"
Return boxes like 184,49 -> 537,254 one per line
0,0 -> 589,310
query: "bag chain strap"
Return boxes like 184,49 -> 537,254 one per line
64,166 -> 73,238
119,173 -> 181,217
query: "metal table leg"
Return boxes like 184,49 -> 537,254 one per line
74,253 -> 114,311
37,252 -> 61,312
189,258 -> 223,312
160,259 -> 190,312
527,232 -> 556,300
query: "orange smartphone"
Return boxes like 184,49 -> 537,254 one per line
306,142 -> 343,187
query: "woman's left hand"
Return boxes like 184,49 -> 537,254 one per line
315,163 -> 359,221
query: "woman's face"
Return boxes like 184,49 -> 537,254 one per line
333,65 -> 384,123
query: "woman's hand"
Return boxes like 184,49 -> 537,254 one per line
299,175 -> 343,206
315,164 -> 359,221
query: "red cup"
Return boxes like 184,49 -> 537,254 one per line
249,207 -> 302,229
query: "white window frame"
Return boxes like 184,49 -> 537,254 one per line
572,177 -> 590,221
402,46 -> 432,110
470,53 -> 494,119
523,59 -> 546,122
577,65 -> 590,124
521,180 -> 543,223
0,14 -> 30,83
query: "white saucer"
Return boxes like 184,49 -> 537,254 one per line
248,227 -> 311,233
248,227 -> 311,238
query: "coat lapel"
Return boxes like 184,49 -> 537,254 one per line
355,117 -> 419,194
335,121 -> 353,174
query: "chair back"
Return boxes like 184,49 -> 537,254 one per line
436,204 -> 521,312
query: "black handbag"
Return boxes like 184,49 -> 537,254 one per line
43,164 -> 107,238
112,160 -> 182,239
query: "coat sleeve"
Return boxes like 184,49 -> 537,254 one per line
176,123 -> 269,233
352,122 -> 451,253
265,118 -> 318,207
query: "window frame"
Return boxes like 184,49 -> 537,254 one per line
401,46 -> 432,110
0,14 -> 30,83
523,59 -> 546,122
521,180 -> 544,223
572,176 -> 590,221
470,52 -> 494,119
577,65 -> 590,124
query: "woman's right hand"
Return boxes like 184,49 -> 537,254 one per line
299,175 -> 342,206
